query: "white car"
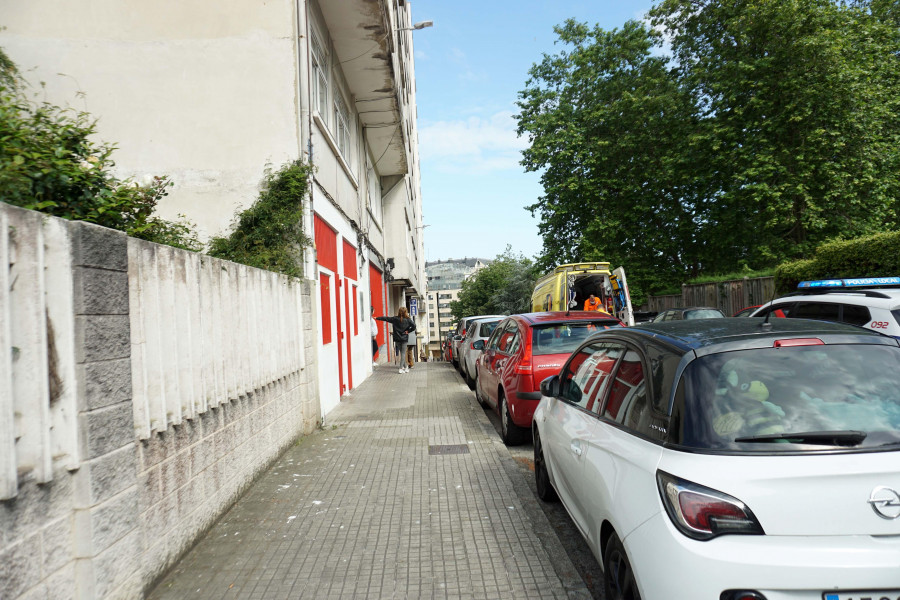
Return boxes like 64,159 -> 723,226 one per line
533,318 -> 900,600
458,317 -> 502,389
751,277 -> 900,338
452,314 -> 505,370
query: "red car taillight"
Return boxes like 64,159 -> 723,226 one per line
773,338 -> 824,347
513,333 -> 535,389
657,471 -> 764,540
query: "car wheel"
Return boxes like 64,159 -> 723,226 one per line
604,533 -> 641,600
500,394 -> 527,446
465,365 -> 475,390
533,427 -> 558,502
474,374 -> 487,407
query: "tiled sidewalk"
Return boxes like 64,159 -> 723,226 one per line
147,363 -> 590,599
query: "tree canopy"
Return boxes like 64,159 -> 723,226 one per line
450,248 -> 538,321
516,0 -> 900,298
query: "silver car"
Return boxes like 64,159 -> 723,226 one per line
458,317 -> 503,389
452,314 -> 505,369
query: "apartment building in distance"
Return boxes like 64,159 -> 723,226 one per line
424,258 -> 490,357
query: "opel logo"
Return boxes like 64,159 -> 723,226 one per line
868,486 -> 900,520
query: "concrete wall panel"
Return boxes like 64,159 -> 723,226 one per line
0,204 -> 319,599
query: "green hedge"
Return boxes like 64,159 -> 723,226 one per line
775,231 -> 900,292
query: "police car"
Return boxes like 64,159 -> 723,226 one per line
751,277 -> 900,338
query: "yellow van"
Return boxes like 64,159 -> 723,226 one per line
531,262 -> 635,326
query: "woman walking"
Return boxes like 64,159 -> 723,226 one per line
376,307 -> 416,374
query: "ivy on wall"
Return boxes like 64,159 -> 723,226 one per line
207,160 -> 313,278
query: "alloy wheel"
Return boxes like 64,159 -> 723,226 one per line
604,534 -> 641,600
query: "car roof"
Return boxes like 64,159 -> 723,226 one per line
767,288 -> 900,309
513,310 -> 619,325
462,314 -> 505,322
662,306 -> 723,312
619,317 -> 896,355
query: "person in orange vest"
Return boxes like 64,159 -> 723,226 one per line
584,293 -> 602,311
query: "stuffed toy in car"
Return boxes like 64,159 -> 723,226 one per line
713,359 -> 785,436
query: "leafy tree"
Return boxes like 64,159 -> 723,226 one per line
517,19 -> 707,298
517,1 -> 900,299
0,47 -> 200,250
650,0 -> 900,264
450,248 -> 538,320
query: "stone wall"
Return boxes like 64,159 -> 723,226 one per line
0,203 -> 320,599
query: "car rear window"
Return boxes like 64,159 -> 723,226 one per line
532,320 -> 621,356
673,344 -> 900,452
684,309 -> 724,319
479,321 -> 499,337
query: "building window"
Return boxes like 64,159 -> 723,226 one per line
334,92 -> 351,159
311,32 -> 329,119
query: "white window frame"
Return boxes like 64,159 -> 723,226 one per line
333,92 -> 351,160
311,31 -> 329,120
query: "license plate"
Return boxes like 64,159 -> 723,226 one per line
823,592 -> 900,600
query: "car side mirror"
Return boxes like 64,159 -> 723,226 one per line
540,375 -> 560,398
472,340 -> 485,350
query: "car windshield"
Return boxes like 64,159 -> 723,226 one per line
684,309 -> 724,319
532,320 -> 620,356
676,344 -> 900,451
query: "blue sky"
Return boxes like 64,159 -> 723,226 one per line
410,0 -> 653,263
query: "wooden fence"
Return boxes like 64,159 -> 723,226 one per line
645,277 -> 775,316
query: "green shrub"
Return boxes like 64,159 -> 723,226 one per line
775,231 -> 900,292
207,160 -> 312,278
0,47 -> 200,250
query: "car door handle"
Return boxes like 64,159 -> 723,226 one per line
570,442 -> 583,456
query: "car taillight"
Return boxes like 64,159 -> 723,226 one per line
774,338 -> 824,347
515,331 -> 534,375
657,471 -> 764,541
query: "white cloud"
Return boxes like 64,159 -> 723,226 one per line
418,111 -> 527,174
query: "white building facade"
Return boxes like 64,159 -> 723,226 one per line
2,0 -> 427,418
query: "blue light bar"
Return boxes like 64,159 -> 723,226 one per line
798,277 -> 900,289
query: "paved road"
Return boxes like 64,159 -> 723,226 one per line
147,363 -> 595,599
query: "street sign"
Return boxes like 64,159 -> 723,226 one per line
410,297 -> 418,316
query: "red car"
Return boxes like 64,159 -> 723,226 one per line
732,304 -> 761,317
474,311 -> 622,445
